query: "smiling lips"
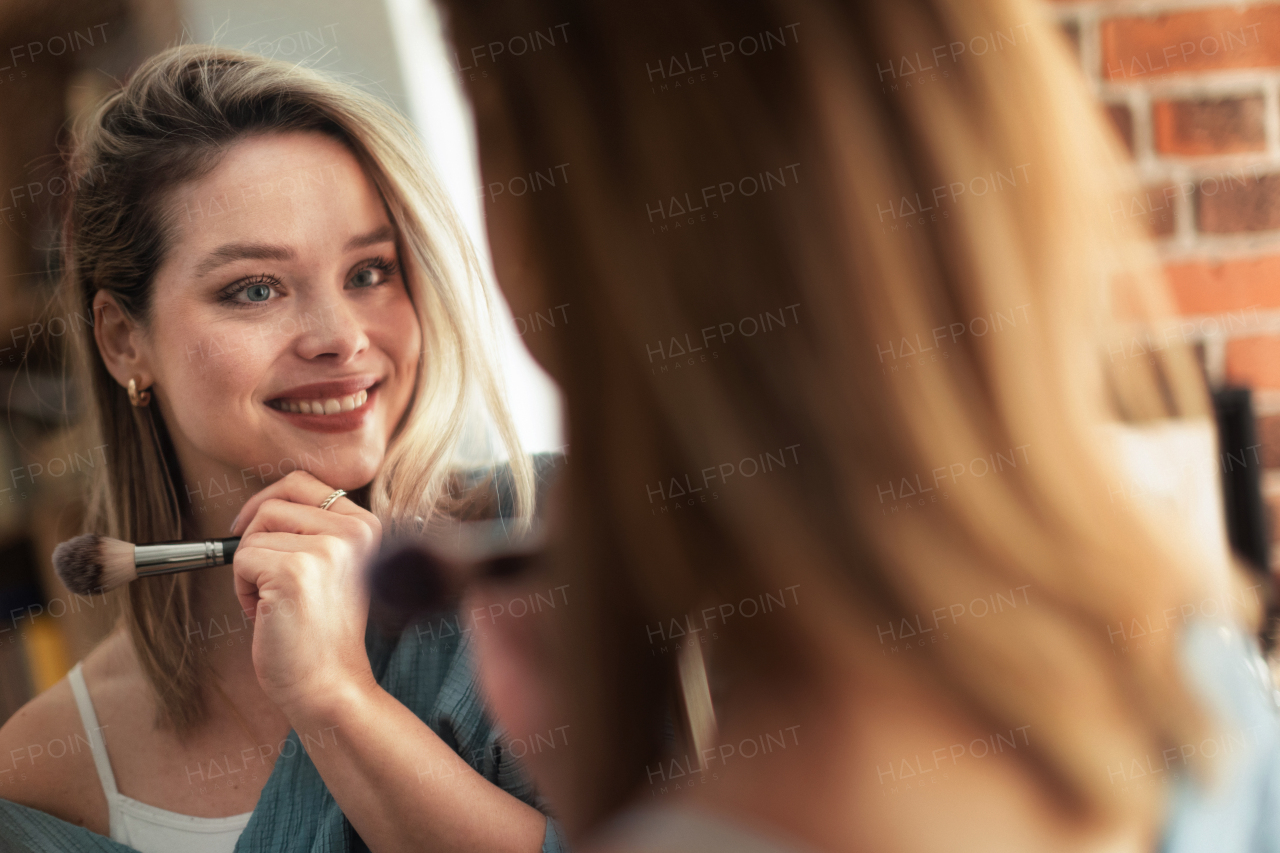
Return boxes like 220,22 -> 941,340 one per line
265,380 -> 378,433
267,389 -> 368,415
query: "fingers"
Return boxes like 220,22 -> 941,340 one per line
229,469 -> 362,536
233,537 -> 370,621
239,530 -> 344,555
233,544 -> 279,620
240,497 -> 378,546
230,471 -> 382,627
232,552 -> 306,623
234,565 -> 260,620
237,531 -> 372,586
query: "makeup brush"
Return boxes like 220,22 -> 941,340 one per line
53,534 -> 241,595
369,520 -> 545,622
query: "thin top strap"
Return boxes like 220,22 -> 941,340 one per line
66,661 -> 119,797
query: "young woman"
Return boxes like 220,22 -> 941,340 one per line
0,46 -> 556,853
430,1 -> 1280,852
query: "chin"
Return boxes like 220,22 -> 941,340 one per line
326,455 -> 383,491
331,470 -> 379,492
238,434 -> 383,493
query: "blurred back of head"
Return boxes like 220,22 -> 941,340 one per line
440,0 -> 1233,837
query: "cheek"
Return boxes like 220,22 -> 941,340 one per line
380,295 -> 423,384
397,313 -> 422,370
468,601 -> 573,812
150,316 -> 277,432
468,598 -> 548,747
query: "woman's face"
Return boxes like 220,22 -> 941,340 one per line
112,131 -> 421,520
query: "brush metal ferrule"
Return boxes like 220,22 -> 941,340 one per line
134,538 -> 240,578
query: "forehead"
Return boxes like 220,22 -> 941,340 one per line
162,131 -> 390,260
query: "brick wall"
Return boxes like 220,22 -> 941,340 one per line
1049,0 -> 1280,570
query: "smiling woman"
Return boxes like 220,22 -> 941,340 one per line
0,45 -> 556,853
119,130 -> 425,468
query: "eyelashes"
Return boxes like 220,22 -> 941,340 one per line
216,256 -> 401,306
218,273 -> 280,306
349,257 -> 400,289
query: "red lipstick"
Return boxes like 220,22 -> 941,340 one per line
264,376 -> 380,433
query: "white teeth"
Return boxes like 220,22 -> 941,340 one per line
273,390 -> 370,415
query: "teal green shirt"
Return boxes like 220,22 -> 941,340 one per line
0,611 -> 566,853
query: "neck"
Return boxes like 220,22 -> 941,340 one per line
669,653 -> 1150,853
187,565 -> 256,671
675,666 -> 856,851
180,489 -> 250,545
175,489 -> 260,675
178,485 -> 262,666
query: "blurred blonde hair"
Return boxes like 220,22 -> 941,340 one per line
56,44 -> 532,730
440,0 -> 1241,836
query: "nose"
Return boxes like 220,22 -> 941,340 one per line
293,294 -> 370,363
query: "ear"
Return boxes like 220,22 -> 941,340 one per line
92,290 -> 152,389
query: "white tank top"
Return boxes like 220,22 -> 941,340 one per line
67,662 -> 253,853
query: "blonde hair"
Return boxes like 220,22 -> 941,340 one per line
56,44 -> 533,730
440,0 -> 1238,836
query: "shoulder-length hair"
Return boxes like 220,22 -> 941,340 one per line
439,0 -> 1244,838
56,44 -> 533,730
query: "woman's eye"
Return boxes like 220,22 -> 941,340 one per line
244,283 -> 273,302
350,259 -> 398,289
219,277 -> 281,306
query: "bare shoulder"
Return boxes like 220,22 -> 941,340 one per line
0,633 -> 131,835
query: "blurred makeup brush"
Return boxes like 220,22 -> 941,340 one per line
53,534 -> 241,595
369,520 -> 545,622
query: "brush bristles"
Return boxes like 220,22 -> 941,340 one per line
53,534 -> 137,595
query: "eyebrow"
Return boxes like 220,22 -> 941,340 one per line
344,223 -> 396,252
193,224 -> 398,278
193,243 -> 293,278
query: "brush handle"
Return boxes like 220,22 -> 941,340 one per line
134,537 -> 241,578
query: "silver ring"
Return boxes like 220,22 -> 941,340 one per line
319,489 -> 347,511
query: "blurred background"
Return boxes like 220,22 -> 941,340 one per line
0,0 -> 1276,724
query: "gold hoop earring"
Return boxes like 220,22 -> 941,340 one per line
127,378 -> 152,407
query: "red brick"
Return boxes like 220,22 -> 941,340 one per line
1153,97 -> 1266,156
1226,336 -> 1280,389
1165,254 -> 1280,313
1101,7 -> 1280,81
1145,184 -> 1177,237
1258,413 -> 1280,468
1105,102 -> 1135,155
1266,486 -> 1280,556
1198,172 -> 1280,233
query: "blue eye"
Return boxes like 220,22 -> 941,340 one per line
349,258 -> 399,289
219,276 -> 281,307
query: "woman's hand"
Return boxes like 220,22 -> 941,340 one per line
230,473 -> 546,853
230,470 -> 381,719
